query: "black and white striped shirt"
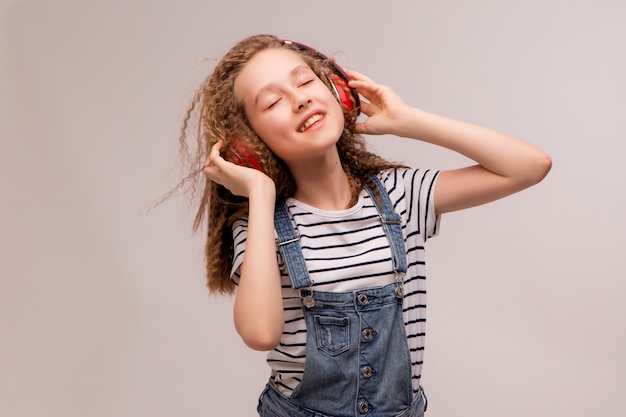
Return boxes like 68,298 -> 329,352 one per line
231,168 -> 440,397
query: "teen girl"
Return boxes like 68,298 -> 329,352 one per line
178,34 -> 551,417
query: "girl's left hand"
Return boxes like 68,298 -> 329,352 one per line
346,69 -> 408,136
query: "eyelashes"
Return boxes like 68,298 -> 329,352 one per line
267,98 -> 281,109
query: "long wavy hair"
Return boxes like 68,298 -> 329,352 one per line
177,34 -> 406,294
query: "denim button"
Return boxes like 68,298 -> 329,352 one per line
302,295 -> 315,308
362,366 -> 373,378
362,328 -> 373,341
357,294 -> 368,305
358,401 -> 369,413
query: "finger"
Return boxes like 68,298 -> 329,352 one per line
202,164 -> 216,178
348,79 -> 380,103
207,140 -> 227,166
358,100 -> 374,117
209,140 -> 224,158
345,69 -> 374,83
354,119 -> 377,135
353,122 -> 368,135
203,141 -> 224,176
202,159 -> 220,180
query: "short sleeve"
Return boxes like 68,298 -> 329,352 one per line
399,168 -> 441,241
230,217 -> 249,284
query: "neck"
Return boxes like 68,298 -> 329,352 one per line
288,152 -> 352,211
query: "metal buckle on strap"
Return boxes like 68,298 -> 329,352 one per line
394,271 -> 405,299
276,236 -> 300,247
300,289 -> 315,308
276,229 -> 300,247
379,213 -> 402,225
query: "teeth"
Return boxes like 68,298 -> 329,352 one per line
299,114 -> 323,132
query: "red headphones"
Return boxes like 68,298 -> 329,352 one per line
282,40 -> 361,115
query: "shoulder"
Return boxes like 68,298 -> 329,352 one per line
376,167 -> 440,198
375,168 -> 441,237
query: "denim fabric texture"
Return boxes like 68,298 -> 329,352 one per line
274,204 -> 311,289
365,175 -> 407,276
258,381 -> 427,417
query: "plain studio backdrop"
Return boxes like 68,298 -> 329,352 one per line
1,1 -> 624,416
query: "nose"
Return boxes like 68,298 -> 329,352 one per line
293,93 -> 311,112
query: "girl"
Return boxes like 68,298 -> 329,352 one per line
178,34 -> 551,417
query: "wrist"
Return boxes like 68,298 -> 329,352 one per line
248,175 -> 276,204
390,105 -> 427,138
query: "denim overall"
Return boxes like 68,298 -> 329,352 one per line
258,176 -> 427,417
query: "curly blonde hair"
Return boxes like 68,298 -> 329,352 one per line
177,34 -> 405,294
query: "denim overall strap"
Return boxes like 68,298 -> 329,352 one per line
274,202 -> 312,289
365,175 -> 407,275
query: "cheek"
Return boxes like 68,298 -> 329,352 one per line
256,112 -> 281,132
321,86 -> 347,120
328,99 -> 347,131
246,114 -> 283,151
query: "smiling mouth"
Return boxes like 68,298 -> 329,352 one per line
299,113 -> 324,132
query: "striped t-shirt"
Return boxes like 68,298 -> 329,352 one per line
231,168 -> 440,398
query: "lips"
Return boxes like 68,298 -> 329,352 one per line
298,112 -> 324,132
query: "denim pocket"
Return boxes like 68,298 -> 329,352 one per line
313,315 -> 350,356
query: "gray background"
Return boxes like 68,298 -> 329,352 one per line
1,0 -> 624,416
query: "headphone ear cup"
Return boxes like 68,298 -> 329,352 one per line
328,73 -> 354,112
231,138 -> 264,172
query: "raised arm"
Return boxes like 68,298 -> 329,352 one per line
347,71 -> 552,214
203,141 -> 284,351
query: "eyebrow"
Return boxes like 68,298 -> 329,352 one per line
254,64 -> 312,105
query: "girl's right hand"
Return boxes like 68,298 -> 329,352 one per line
346,69 -> 409,137
203,140 -> 274,198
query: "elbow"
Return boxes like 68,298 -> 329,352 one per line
531,151 -> 552,184
239,329 -> 282,351
522,150 -> 552,187
235,316 -> 283,351
233,295 -> 284,351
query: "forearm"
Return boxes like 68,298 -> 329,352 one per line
393,106 -> 551,184
233,183 -> 284,351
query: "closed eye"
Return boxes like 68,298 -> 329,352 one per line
266,97 -> 281,109
299,79 -> 314,87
